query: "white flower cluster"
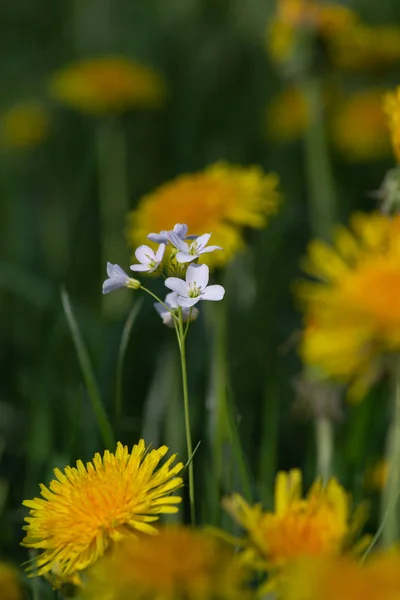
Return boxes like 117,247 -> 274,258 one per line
102,224 -> 225,326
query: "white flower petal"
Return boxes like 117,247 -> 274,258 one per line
201,284 -> 225,301
176,252 -> 196,263
176,295 -> 201,308
165,292 -> 179,309
155,243 -> 166,263
147,231 -> 169,244
130,264 -> 150,272
199,245 -> 222,254
186,264 -> 209,288
102,277 -> 127,294
169,232 -> 189,252
195,233 -> 211,251
135,245 -> 154,264
165,277 -> 189,296
107,262 -> 129,278
173,223 -> 188,238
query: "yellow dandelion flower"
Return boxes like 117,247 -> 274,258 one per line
332,24 -> 400,72
364,459 -> 389,492
49,56 -> 165,114
126,162 -> 281,269
83,527 -> 251,600
279,551 -> 400,600
0,101 -> 49,150
331,90 -> 391,162
266,87 -> 309,142
267,0 -> 357,65
297,212 -> 400,399
0,563 -> 23,600
384,87 -> 400,164
223,470 -> 367,590
21,440 -> 183,583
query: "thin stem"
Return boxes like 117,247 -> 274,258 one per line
315,416 -> 334,483
176,308 -> 196,525
382,356 -> 400,546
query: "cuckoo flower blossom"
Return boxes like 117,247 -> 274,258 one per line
169,232 -> 222,263
130,244 -> 165,273
165,264 -> 225,307
154,292 -> 199,327
102,263 -> 140,294
147,223 -> 196,245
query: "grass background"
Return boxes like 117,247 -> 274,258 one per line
1,0 -> 399,592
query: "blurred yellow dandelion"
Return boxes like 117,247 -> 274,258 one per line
0,563 -> 23,600
49,56 -> 165,114
224,470 -> 367,589
83,527 -> 251,600
384,86 -> 400,163
21,441 -> 183,583
127,162 -> 281,269
267,0 -> 357,65
297,212 -> 400,399
0,101 -> 49,150
279,551 -> 400,600
332,24 -> 400,72
266,87 -> 309,142
331,90 -> 391,162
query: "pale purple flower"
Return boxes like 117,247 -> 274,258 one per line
169,232 -> 222,264
154,292 -> 199,327
147,223 -> 196,245
130,244 -> 165,273
102,263 -> 140,294
165,264 -> 225,307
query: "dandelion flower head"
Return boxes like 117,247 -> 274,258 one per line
0,563 -> 23,600
266,87 -> 309,142
83,527 -> 251,600
0,101 -> 49,150
49,56 -> 165,114
384,86 -> 400,164
223,469 -> 366,585
332,24 -> 400,72
21,441 -> 183,582
297,212 -> 400,399
279,551 -> 400,600
127,162 -> 281,269
267,0 -> 357,65
331,90 -> 391,162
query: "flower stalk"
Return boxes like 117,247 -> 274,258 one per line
382,355 -> 400,546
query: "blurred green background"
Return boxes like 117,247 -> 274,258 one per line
1,0 -> 400,579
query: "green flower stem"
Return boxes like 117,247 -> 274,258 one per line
302,77 -> 336,240
176,308 -> 196,525
96,118 -> 130,317
302,75 -> 336,481
382,356 -> 400,546
139,285 -> 179,324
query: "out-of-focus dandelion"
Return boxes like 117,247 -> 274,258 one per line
266,0 -> 357,67
0,563 -> 23,600
223,469 -> 367,592
266,87 -> 309,142
126,163 -> 281,269
364,459 -> 389,492
83,527 -> 251,600
0,101 -> 49,150
332,24 -> 400,72
297,212 -> 400,400
384,86 -> 400,164
279,551 -> 400,600
49,56 -> 165,114
21,441 -> 183,583
331,90 -> 391,162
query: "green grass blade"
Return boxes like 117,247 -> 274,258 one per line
61,287 -> 115,449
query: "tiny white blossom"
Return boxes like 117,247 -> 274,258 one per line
147,223 -> 196,245
169,232 -> 222,264
130,244 -> 165,273
154,292 -> 199,327
102,263 -> 140,294
165,264 -> 225,307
